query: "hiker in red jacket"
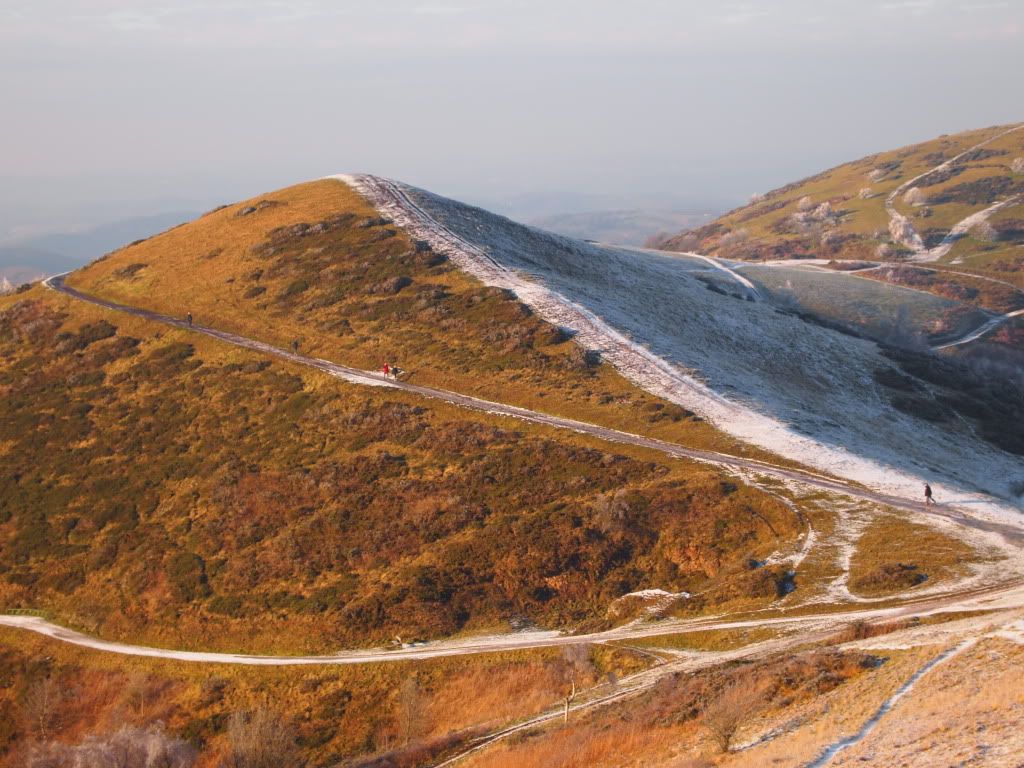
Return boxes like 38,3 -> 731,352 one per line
382,362 -> 390,378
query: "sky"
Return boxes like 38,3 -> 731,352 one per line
1,0 -> 1022,240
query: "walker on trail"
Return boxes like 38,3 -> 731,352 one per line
382,362 -> 390,379
186,312 -> 193,327
924,483 -> 935,506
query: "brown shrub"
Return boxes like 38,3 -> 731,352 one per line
701,678 -> 770,752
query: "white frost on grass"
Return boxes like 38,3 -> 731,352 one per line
989,619 -> 1024,645
818,501 -> 874,604
331,174 -> 1024,523
615,589 -> 691,617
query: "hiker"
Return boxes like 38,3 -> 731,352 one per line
382,362 -> 390,378
924,483 -> 934,506
186,312 -> 193,327
291,339 -> 300,353
390,364 -> 401,380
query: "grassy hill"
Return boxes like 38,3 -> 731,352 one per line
65,179 -> 755,457
0,180 -> 803,655
0,177 -> 1016,768
651,124 -> 1024,312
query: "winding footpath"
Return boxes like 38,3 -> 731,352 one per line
4,575 -> 1024,667
933,307 -> 1024,350
1,275 -> 1020,765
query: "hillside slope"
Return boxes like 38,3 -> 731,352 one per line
2,176 -> 1023,768
65,179 -> 747,456
339,175 -> 1024,518
1,186 -> 806,653
652,123 -> 1024,313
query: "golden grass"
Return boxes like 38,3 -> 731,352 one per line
847,515 -> 980,597
621,625 -> 784,653
702,123 -> 1024,289
1,287 -> 806,654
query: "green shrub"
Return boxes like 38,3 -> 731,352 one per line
280,279 -> 310,299
167,552 -> 211,602
208,594 -> 246,617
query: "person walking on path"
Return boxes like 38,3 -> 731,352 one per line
186,312 -> 193,327
382,362 -> 390,378
924,483 -> 935,505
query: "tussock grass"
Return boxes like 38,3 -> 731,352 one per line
848,515 -> 979,597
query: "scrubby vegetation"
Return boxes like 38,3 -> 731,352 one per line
0,294 -> 799,652
0,627 -> 645,767
866,265 -> 1023,314
849,563 -> 927,595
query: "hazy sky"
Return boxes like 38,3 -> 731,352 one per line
2,0 -> 1022,239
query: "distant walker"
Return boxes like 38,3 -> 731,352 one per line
924,483 -> 935,506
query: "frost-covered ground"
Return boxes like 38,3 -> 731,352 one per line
333,175 -> 1024,522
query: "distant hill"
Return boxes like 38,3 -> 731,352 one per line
651,123 -> 1024,313
0,211 -> 197,284
530,209 -> 719,246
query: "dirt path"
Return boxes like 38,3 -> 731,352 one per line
925,196 -> 1021,262
734,259 -> 1024,350
933,307 -> 1024,350
25,276 -> 1024,667
4,572 -> 1024,667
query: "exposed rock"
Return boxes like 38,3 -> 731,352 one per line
374,276 -> 413,294
903,187 -> 927,206
234,199 -> 283,217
